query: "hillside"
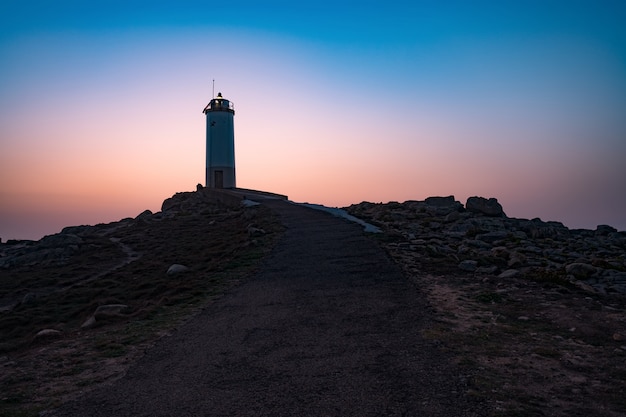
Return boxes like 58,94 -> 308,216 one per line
346,196 -> 626,416
1,189 -> 625,416
0,188 -> 282,415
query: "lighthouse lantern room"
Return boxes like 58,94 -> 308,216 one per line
203,92 -> 235,189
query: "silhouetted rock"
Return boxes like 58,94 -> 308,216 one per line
425,196 -> 457,207
136,209 -> 153,221
466,196 -> 505,217
595,224 -> 617,236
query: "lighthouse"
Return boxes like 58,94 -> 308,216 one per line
203,92 -> 235,188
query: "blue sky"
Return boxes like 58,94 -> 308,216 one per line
1,1 -> 625,239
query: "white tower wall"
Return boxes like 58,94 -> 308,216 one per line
203,93 -> 236,188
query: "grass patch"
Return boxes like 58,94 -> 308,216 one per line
0,202 -> 282,414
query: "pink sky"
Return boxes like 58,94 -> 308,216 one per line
1,2 -> 625,240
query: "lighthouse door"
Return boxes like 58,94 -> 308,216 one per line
215,170 -> 224,188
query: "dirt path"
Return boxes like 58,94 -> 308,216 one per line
49,199 -> 486,416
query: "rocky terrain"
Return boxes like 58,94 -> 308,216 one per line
347,196 -> 626,416
0,188 -> 281,416
0,190 -> 624,416
348,196 -> 626,296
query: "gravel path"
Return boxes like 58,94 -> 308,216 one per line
51,199 -> 485,416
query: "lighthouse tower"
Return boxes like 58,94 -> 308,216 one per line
202,92 -> 235,188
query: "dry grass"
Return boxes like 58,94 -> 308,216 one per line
0,203 -> 281,416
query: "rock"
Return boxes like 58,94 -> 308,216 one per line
243,199 -> 261,207
39,233 -> 83,249
491,246 -> 510,259
498,269 -> 520,279
477,231 -> 509,243
21,293 -> 37,305
465,197 -> 505,217
521,220 -> 568,239
82,304 -> 130,328
522,245 -> 543,254
0,232 -> 83,268
161,189 -> 242,214
35,329 -> 61,339
81,316 -> 97,329
508,252 -> 527,268
247,226 -> 266,237
425,196 -> 456,207
196,183 -> 204,191
345,197 -> 626,294
135,209 -> 153,221
574,281 -> 597,293
466,239 -> 492,249
444,211 -> 461,223
595,224 -> 617,236
167,264 -> 189,275
476,265 -> 499,274
458,260 -> 478,272
565,263 -> 597,279
94,304 -> 129,319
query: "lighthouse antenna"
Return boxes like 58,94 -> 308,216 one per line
212,79 -> 215,99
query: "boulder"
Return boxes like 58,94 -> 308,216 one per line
458,260 -> 478,272
35,329 -> 62,339
491,246 -> 510,259
135,209 -> 153,221
476,265 -> 499,274
247,225 -> 266,237
444,211 -> 461,223
167,264 -> 189,275
565,263 -> 597,279
498,269 -> 520,279
81,316 -> 97,329
476,231 -> 509,243
94,304 -> 129,319
82,304 -> 129,328
425,196 -> 456,207
595,224 -> 617,236
508,252 -> 527,268
465,197 -> 505,217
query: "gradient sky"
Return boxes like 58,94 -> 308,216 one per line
1,1 -> 625,240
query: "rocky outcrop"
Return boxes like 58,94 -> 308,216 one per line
347,196 -> 626,295
161,188 -> 242,213
0,188 -> 249,270
0,233 -> 84,268
465,196 -> 505,217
